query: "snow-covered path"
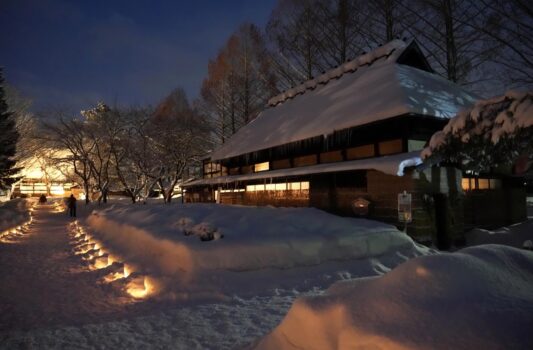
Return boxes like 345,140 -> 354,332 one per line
0,202 -> 293,349
0,203 -> 129,331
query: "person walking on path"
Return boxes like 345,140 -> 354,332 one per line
67,194 -> 77,217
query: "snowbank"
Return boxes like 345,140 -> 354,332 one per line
0,198 -> 32,233
255,245 -> 533,350
83,203 -> 432,298
465,220 -> 533,249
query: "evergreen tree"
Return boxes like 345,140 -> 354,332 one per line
0,68 -> 20,190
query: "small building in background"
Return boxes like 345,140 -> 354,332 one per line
10,150 -> 77,199
183,39 -> 527,248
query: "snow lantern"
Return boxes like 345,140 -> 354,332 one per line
352,197 -> 371,216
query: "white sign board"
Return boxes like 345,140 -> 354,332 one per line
398,191 -> 412,223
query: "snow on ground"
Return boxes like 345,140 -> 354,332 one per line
4,199 -> 529,349
1,199 -> 434,349
465,219 -> 533,249
82,203 -> 433,299
255,244 -> 533,350
0,198 -> 33,239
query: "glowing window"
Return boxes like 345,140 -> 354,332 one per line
254,162 -> 269,172
478,179 -> 489,190
461,178 -> 471,191
275,183 -> 286,191
246,181 -> 309,192
288,182 -> 300,190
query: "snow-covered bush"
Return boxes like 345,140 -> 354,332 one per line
173,217 -> 194,234
186,222 -> 223,241
422,91 -> 532,173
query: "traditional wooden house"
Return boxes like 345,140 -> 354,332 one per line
183,39 -> 526,247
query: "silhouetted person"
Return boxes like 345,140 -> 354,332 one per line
68,194 -> 77,217
39,194 -> 47,204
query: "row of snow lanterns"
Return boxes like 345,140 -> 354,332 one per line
69,221 -> 153,299
0,206 -> 35,242
52,200 -> 66,213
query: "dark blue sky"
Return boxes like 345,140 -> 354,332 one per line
0,0 -> 277,113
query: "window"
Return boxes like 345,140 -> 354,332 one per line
246,181 -> 309,192
489,179 -> 502,189
379,139 -> 403,155
478,179 -> 489,190
408,140 -> 426,152
220,188 -> 244,193
293,155 -> 317,167
229,167 -> 240,175
203,162 -> 224,178
320,150 -> 343,163
275,183 -> 286,191
254,162 -> 269,172
272,159 -> 291,170
461,178 -> 472,191
462,177 -> 502,191
241,165 -> 254,174
346,144 -> 374,160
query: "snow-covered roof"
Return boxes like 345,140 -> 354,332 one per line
184,151 -> 421,187
211,40 -> 478,161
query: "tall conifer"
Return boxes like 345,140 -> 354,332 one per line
0,68 -> 20,190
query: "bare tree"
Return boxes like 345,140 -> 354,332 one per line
153,89 -> 211,202
400,0 -> 500,86
463,0 -> 533,88
42,116 -> 94,204
201,24 -> 276,144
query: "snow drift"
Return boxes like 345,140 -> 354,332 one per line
84,203 -> 432,297
255,245 -> 533,350
0,198 -> 31,233
465,219 -> 533,249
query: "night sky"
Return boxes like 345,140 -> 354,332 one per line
0,0 -> 276,113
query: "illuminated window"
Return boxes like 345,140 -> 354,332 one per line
254,162 -> 270,172
346,144 -> 374,160
220,188 -> 244,193
461,178 -> 471,191
379,139 -> 403,155
50,185 -> 65,195
477,179 -> 489,190
275,183 -> 286,191
288,182 -> 300,190
462,177 -> 501,191
246,181 -> 309,192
